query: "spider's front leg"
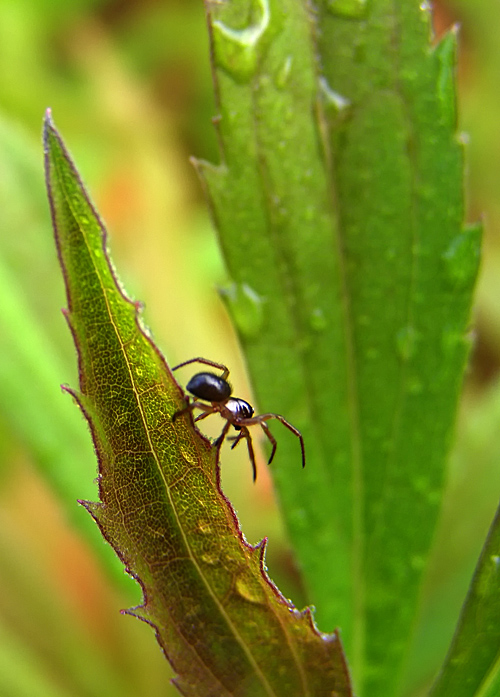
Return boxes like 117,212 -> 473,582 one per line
219,424 -> 258,481
259,421 -> 277,465
245,413 -> 306,469
172,399 -> 212,423
172,357 -> 230,382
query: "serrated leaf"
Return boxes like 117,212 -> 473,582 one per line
429,501 -> 500,697
199,2 -> 480,695
43,111 -> 353,697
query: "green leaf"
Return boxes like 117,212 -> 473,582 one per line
44,111 -> 353,697
199,2 -> 480,695
429,502 -> 500,697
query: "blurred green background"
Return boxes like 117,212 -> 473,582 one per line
0,1 -> 499,695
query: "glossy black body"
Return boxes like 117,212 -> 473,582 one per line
186,372 -> 232,403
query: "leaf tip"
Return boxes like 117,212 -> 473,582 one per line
43,108 -> 57,152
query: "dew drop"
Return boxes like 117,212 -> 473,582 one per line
412,475 -> 429,494
406,377 -> 423,395
410,555 -> 426,571
218,282 -> 265,338
441,327 -> 464,359
196,520 -> 214,535
200,551 -> 220,566
309,307 -> 328,332
275,56 -> 292,89
396,325 -> 418,361
235,575 -> 265,604
365,347 -> 379,361
442,225 -> 481,289
179,441 -> 200,467
325,0 -> 368,19
318,77 -> 351,120
212,0 -> 270,82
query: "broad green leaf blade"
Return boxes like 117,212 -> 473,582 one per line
315,9 -> 480,695
429,501 -> 500,697
199,2 -> 480,695
44,112 -> 353,697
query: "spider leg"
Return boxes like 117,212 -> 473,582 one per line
260,421 -> 277,465
214,419 -> 232,448
240,426 -> 257,482
194,410 -> 214,423
172,400 -> 213,423
243,413 -> 306,469
172,357 -> 230,381
229,430 -> 245,450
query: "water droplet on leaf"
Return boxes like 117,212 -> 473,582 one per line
200,551 -> 220,566
318,77 -> 351,120
218,282 -> 265,338
235,575 -> 265,604
396,326 -> 419,361
325,0 -> 368,19
441,327 -> 463,359
407,377 -> 423,395
196,520 -> 214,535
309,307 -> 328,332
442,224 -> 481,289
275,56 -> 292,89
212,0 -> 270,82
410,555 -> 426,571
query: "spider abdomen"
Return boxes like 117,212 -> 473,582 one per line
186,372 -> 232,403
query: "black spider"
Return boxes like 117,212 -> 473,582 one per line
172,357 -> 305,481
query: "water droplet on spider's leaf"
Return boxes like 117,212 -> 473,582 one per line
406,377 -> 423,395
410,555 -> 426,571
365,347 -> 380,361
325,0 -> 368,19
211,0 -> 271,82
309,307 -> 328,332
196,520 -> 214,536
396,325 -> 419,361
318,77 -> 351,121
218,282 -> 265,338
441,326 -> 466,361
442,224 -> 481,289
235,575 -> 265,604
200,551 -> 220,566
275,56 -> 292,89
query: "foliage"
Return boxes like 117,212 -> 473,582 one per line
0,1 -> 499,696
